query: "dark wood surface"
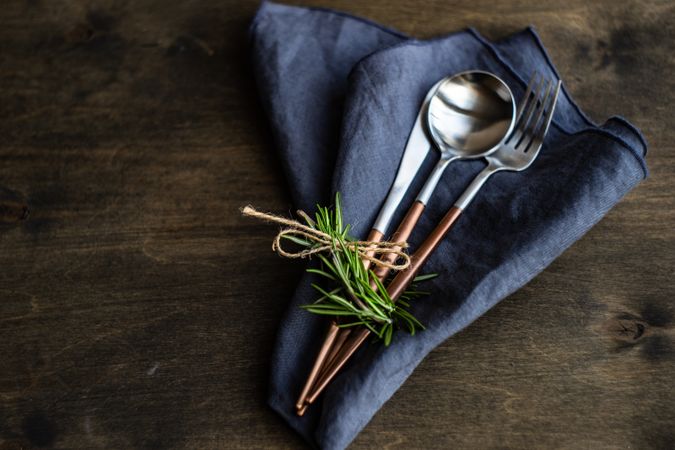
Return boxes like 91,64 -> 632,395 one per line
1,1 -> 673,449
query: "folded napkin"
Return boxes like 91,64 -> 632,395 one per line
249,2 -> 648,449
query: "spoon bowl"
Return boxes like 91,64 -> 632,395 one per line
427,70 -> 515,157
416,70 -> 515,205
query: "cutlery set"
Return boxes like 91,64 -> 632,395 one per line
295,71 -> 562,415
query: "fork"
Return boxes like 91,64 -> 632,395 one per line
297,73 -> 562,413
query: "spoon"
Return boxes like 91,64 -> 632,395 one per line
296,71 -> 516,414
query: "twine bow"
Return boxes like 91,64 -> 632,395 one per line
241,206 -> 410,270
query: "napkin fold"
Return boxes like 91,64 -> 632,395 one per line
249,2 -> 648,449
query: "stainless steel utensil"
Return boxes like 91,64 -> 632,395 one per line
387,73 -> 561,297
296,71 -> 516,413
301,73 -> 561,411
373,70 -> 515,277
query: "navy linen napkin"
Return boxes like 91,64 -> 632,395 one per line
249,2 -> 648,449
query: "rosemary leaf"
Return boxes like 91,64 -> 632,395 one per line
298,193 -> 432,346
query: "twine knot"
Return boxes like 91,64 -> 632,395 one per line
241,206 -> 410,270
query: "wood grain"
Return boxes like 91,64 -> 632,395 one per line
0,1 -> 672,449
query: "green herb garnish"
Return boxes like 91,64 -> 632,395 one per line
284,193 -> 433,346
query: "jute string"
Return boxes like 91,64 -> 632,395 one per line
241,206 -> 410,270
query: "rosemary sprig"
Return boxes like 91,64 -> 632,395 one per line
282,193 -> 435,346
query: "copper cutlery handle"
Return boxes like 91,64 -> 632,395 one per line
302,201 -> 427,408
386,206 -> 462,300
372,200 -> 426,279
303,206 -> 464,407
294,322 -> 339,412
361,228 -> 384,271
295,227 -> 384,412
305,327 -> 370,405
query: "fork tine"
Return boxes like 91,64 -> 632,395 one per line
521,81 -> 561,156
515,72 -> 538,121
527,80 -> 562,154
508,73 -> 545,145
519,78 -> 553,152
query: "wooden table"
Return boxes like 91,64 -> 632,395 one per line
1,1 -> 673,448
